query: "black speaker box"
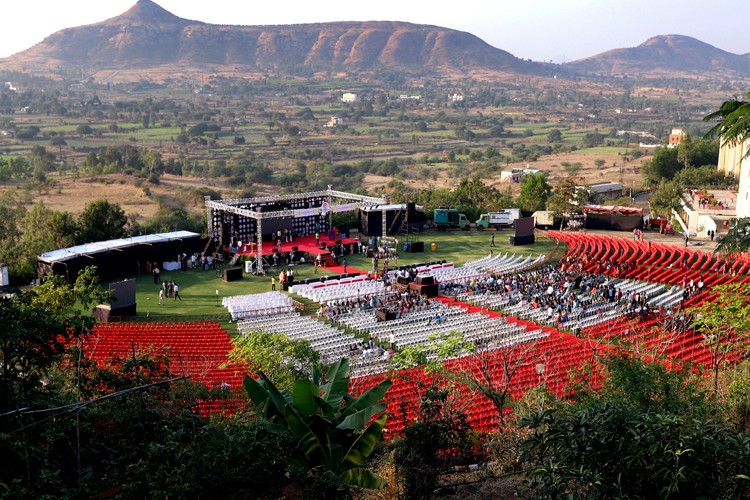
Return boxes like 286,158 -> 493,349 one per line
416,275 -> 434,285
376,310 -> 397,322
223,267 -> 243,282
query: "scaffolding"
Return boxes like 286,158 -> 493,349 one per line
205,188 -> 387,274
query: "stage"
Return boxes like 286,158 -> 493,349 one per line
229,234 -> 361,257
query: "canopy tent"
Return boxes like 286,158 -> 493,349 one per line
583,205 -> 644,231
38,231 -> 204,283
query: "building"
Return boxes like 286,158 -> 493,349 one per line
718,139 -> 750,218
499,167 -> 540,184
341,92 -> 358,103
324,116 -> 344,128
587,181 -> 624,202
449,93 -> 464,102
668,128 -> 685,147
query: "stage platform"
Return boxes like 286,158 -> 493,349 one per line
229,234 -> 361,258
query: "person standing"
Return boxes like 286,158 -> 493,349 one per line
173,282 -> 182,301
343,258 -> 348,274
153,264 -> 160,284
158,288 -> 165,305
271,276 -> 276,291
490,233 -> 496,247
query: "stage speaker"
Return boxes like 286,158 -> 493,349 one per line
320,242 -> 327,249
510,234 -> 535,246
416,275 -> 434,285
223,267 -> 243,282
407,202 -> 416,222
292,246 -> 298,252
409,283 -> 438,297
405,241 -> 424,253
111,303 -> 137,317
376,310 -> 397,322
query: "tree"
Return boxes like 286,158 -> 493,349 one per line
547,175 -> 590,226
0,267 -> 102,411
691,283 -> 750,394
77,198 -> 129,244
20,202 -> 77,264
520,353 -> 748,499
49,135 -> 67,152
244,358 -> 392,493
704,91 -> 750,159
717,218 -> 750,254
649,179 -> 684,218
642,146 -> 681,186
76,124 -> 94,136
546,129 -> 562,143
225,330 -> 319,391
582,131 -> 605,148
454,341 -> 539,429
516,173 -> 551,212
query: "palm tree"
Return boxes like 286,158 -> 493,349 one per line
703,91 -> 750,158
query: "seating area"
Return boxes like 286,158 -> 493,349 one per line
463,252 -> 547,274
222,291 -> 295,320
290,277 -> 383,304
352,331 -> 602,434
549,231 -> 750,290
84,321 -> 244,389
457,276 -> 683,330
336,302 -> 548,352
237,313 -> 359,363
582,314 -> 748,368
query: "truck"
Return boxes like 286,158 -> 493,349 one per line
475,209 -> 521,230
433,208 -> 470,231
532,210 -> 555,229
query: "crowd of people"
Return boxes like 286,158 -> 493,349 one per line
317,288 -> 434,322
158,280 -> 182,304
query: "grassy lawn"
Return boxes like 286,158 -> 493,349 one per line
121,230 -> 561,323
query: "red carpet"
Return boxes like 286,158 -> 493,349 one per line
435,295 -> 561,335
231,234 -> 362,257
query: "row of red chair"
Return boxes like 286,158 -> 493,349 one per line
84,321 -> 245,392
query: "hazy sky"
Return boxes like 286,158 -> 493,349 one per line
1,0 -> 747,62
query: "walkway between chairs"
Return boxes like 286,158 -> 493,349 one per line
434,295 -> 560,334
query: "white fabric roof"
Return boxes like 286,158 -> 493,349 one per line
39,231 -> 200,264
360,204 -> 424,212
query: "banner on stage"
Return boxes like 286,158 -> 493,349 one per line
334,203 -> 354,213
295,208 -> 315,217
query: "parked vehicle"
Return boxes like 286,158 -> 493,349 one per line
475,209 -> 521,230
532,210 -> 555,229
433,208 -> 470,231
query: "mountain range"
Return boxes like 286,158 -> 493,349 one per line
1,0 -> 748,81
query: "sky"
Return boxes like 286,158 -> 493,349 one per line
1,0 -> 747,62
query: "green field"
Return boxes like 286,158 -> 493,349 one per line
124,230 -> 561,324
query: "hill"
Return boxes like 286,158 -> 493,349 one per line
0,0 -> 551,79
566,34 -> 750,78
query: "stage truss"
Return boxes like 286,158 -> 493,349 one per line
206,188 -> 387,273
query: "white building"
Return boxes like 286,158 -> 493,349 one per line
341,92 -> 358,103
500,167 -> 541,183
718,139 -> 750,218
324,116 -> 344,128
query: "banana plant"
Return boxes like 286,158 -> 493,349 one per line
244,358 -> 393,490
